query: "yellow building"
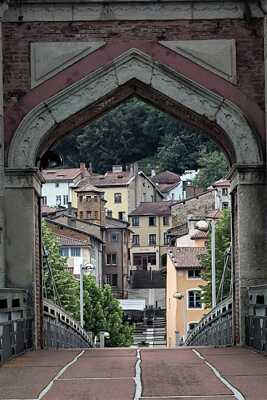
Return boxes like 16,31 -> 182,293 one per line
129,201 -> 173,271
72,165 -> 163,221
166,244 -> 208,347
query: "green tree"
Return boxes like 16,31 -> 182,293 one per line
83,275 -> 134,347
42,220 -> 80,318
200,210 -> 231,308
54,98 -> 218,174
194,149 -> 229,189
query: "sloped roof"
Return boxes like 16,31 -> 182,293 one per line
75,183 -> 103,193
206,209 -> 222,220
42,168 -> 82,181
105,216 -> 129,229
151,170 -> 180,185
58,235 -> 90,247
158,181 -> 181,193
211,178 -> 230,188
76,171 -> 133,188
190,229 -> 209,240
168,247 -> 206,269
129,201 -> 173,216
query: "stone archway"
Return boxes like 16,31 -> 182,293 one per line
7,49 -> 263,168
5,48 -> 267,347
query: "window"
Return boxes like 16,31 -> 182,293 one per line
70,247 -> 81,257
132,235 -> 140,246
132,216 -> 139,226
188,290 -> 202,309
222,202 -> 229,209
133,253 -> 156,270
60,248 -> 69,257
94,211 -> 98,219
188,269 -> 201,279
94,195 -> 98,202
63,195 -> 68,205
79,196 -> 83,203
105,274 -> 111,285
118,211 -> 125,221
112,274 -> 118,287
143,193 -> 147,202
107,253 -> 117,265
55,183 -> 59,188
164,232 -> 169,246
79,211 -> 83,219
163,216 -> 169,226
86,211 -> 92,219
149,216 -> 156,226
222,188 -> 228,196
56,195 -> 61,205
107,210 -> 112,218
151,195 -> 154,202
111,232 -> 119,242
41,196 -> 47,206
114,193 -> 122,203
149,234 -> 156,246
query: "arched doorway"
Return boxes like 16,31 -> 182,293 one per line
5,48 -> 266,347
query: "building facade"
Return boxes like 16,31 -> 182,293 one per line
166,246 -> 207,347
73,165 -> 163,221
41,164 -> 89,207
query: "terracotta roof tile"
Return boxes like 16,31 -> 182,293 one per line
42,168 -> 83,181
168,246 -> 206,269
190,229 -> 209,240
57,235 -> 90,247
212,178 -> 230,187
129,201 -> 173,216
75,183 -> 103,193
152,170 -> 180,185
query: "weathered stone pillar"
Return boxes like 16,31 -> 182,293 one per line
5,169 -> 45,348
230,165 -> 267,345
0,1 -> 9,287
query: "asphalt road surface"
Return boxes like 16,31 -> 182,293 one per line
0,347 -> 267,400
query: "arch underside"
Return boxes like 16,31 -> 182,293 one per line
7,49 -> 264,169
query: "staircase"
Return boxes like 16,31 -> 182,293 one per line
133,312 -> 166,348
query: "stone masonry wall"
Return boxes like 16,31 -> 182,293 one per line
2,19 -> 264,114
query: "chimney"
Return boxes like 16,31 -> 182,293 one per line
130,162 -> 138,177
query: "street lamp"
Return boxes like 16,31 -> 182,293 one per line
195,219 -> 216,309
80,263 -> 94,328
173,292 -> 187,344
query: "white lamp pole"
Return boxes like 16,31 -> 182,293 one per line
80,264 -> 84,328
195,219 -> 216,308
211,220 -> 216,308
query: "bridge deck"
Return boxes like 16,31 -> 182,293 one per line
0,347 -> 266,400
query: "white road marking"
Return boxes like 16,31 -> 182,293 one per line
134,348 -> 143,400
141,396 -> 235,399
58,376 -> 133,380
192,349 -> 246,400
37,350 -> 84,399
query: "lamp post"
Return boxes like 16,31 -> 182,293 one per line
173,292 -> 187,344
196,219 -> 216,308
80,263 -> 94,328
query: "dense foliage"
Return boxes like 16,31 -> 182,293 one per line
193,150 -> 229,189
199,210 -> 231,308
83,275 -> 134,347
54,98 -> 227,176
42,221 -> 133,346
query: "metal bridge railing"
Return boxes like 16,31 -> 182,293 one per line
43,299 -> 92,348
0,288 -> 33,364
246,285 -> 267,352
185,297 -> 233,346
